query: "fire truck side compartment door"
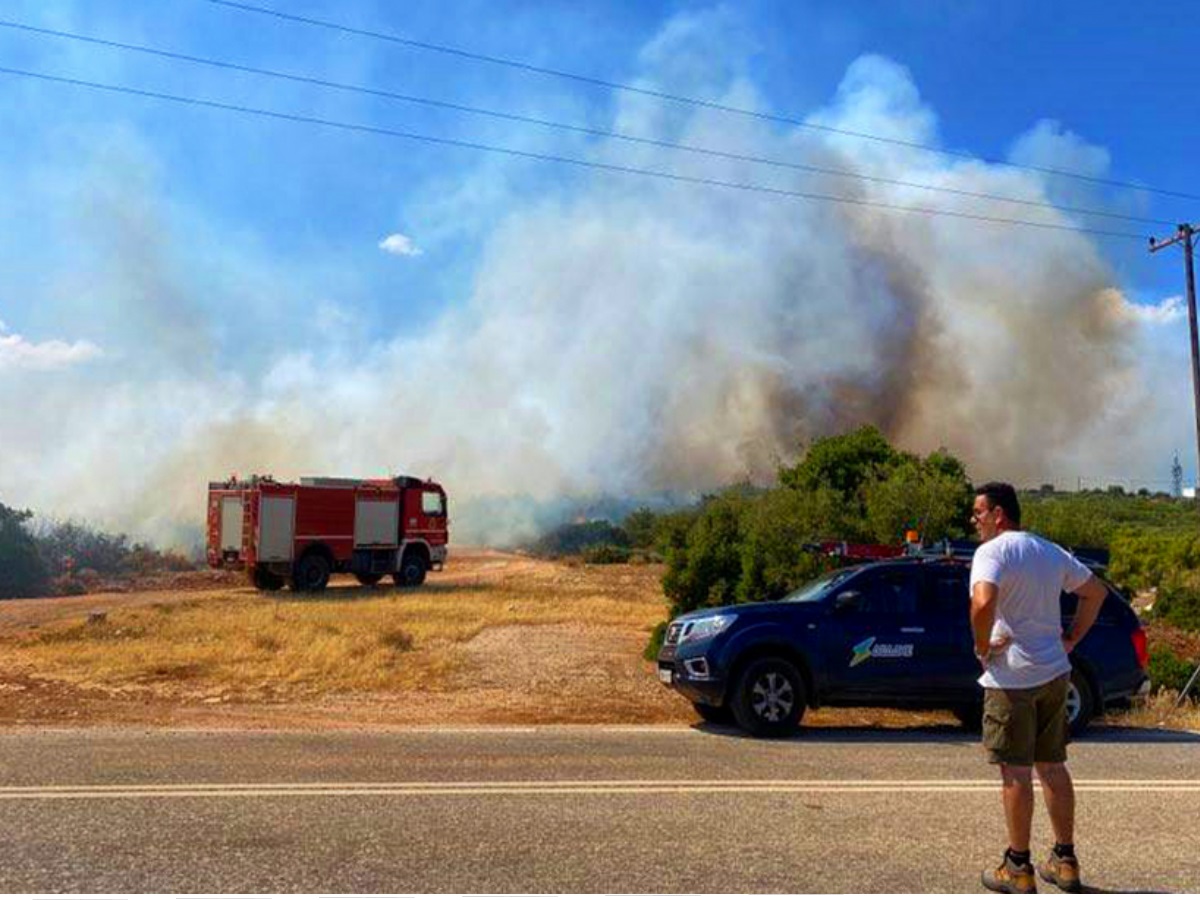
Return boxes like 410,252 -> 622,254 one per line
219,497 -> 244,552
258,496 -> 296,562
355,499 -> 400,547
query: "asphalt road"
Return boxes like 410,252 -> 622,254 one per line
0,724 -> 1197,893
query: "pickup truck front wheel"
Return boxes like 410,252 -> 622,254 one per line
731,656 -> 806,738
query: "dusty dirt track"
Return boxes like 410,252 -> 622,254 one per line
0,550 -> 691,729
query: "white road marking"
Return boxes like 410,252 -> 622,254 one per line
1,779 -> 1198,799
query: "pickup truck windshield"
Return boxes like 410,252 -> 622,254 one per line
783,567 -> 859,603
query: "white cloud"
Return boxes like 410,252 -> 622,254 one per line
1115,295 -> 1185,326
0,320 -> 102,371
378,233 -> 423,257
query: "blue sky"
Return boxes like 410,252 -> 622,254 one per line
1,0 -> 1197,542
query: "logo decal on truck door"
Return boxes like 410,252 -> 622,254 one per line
850,636 -> 914,666
851,637 -> 876,667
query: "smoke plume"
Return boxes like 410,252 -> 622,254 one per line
0,36 -> 1189,547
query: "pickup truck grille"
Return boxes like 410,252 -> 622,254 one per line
665,622 -> 683,646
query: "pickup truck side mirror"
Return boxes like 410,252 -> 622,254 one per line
834,589 -> 862,612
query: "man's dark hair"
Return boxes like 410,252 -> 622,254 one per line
976,481 -> 1021,526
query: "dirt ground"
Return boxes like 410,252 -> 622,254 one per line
0,550 -> 1178,732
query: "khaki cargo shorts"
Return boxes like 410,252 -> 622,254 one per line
982,673 -> 1070,766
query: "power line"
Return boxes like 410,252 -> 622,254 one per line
0,65 -> 1149,241
0,17 -> 1173,229
203,0 -> 1200,203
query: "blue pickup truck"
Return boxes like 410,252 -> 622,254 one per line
656,555 -> 1149,737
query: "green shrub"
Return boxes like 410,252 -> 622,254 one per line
1109,532 -> 1200,592
529,520 -> 629,557
862,457 -> 972,544
661,491 -> 746,617
582,544 -> 631,564
622,507 -> 658,549
0,503 -> 50,599
1153,580 -> 1200,632
780,425 -> 899,501
737,486 -> 836,603
644,620 -> 667,661
1148,648 -> 1198,694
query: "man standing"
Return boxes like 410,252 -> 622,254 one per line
970,482 -> 1108,894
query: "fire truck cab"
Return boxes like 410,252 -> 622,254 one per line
206,474 -> 449,592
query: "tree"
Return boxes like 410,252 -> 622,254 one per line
661,492 -> 746,617
621,507 -> 658,549
779,425 -> 901,498
0,502 -> 50,599
863,458 -> 974,544
738,486 -> 839,602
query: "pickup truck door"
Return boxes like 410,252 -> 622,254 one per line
920,567 -> 982,700
823,567 -> 927,701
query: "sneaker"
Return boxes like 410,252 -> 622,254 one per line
1037,849 -> 1082,893
982,855 -> 1038,894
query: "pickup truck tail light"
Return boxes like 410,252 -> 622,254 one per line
1131,625 -> 1149,671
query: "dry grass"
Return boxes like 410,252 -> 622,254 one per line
0,552 -> 668,703
4,549 -> 1198,734
1104,691 -> 1200,732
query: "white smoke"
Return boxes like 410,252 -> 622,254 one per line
0,22 -> 1190,546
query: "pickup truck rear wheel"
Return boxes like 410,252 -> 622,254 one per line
731,656 -> 806,738
1067,667 -> 1095,736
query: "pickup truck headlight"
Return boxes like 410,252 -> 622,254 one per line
678,613 -> 738,645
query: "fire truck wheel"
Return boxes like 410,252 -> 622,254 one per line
394,553 -> 427,587
293,552 -> 331,592
251,566 -> 285,592
355,573 -> 384,586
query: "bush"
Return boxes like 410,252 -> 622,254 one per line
1153,580 -> 1200,632
529,520 -> 630,558
862,457 -> 973,544
0,503 -> 50,599
780,425 -> 899,500
737,486 -> 837,603
1148,648 -> 1198,694
582,544 -> 631,564
622,507 -> 658,549
1022,492 -> 1200,551
661,491 -> 746,617
33,520 -> 202,578
644,620 -> 668,661
34,520 -> 132,576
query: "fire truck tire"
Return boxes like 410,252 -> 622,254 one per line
394,552 -> 427,587
250,566 -> 285,592
292,552 -> 331,592
355,573 -> 384,586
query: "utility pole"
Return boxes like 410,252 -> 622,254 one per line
1150,223 -> 1200,497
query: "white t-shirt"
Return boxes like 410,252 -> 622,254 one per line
969,530 -> 1094,689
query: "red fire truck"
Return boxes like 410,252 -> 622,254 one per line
206,475 -> 449,592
